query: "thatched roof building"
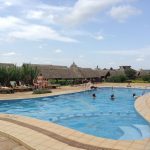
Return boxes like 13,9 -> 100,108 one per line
95,69 -> 110,79
0,63 -> 15,68
137,69 -> 150,77
24,63 -> 72,79
70,63 -> 100,79
109,69 -> 125,77
22,63 -> 139,81
106,66 -> 133,77
70,63 -> 109,80
24,62 -> 109,80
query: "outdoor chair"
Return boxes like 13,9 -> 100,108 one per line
10,81 -> 17,88
0,86 -> 14,94
10,81 -> 32,92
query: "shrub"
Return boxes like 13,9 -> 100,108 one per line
106,75 -> 127,83
125,69 -> 136,80
49,79 -> 76,86
141,75 -> 150,82
49,79 -> 57,84
33,89 -> 52,94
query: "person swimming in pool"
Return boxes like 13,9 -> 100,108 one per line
133,93 -> 138,99
111,94 -> 115,100
133,93 -> 136,97
92,93 -> 96,99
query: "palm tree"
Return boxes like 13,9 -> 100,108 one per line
0,64 -> 39,86
22,64 -> 39,85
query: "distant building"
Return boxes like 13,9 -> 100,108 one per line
0,63 -> 15,68
1,62 -> 149,81
137,69 -> 150,77
119,66 -> 131,70
23,62 -> 110,82
102,66 -> 135,79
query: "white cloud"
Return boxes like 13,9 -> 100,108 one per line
0,16 -> 77,43
26,10 -> 56,24
95,35 -> 104,41
136,55 -> 145,62
39,45 -> 43,49
136,57 -> 144,62
0,0 -> 141,26
54,49 -> 62,53
9,24 -> 77,42
109,5 -> 141,22
0,0 -> 25,8
79,55 -> 84,58
26,10 -> 45,19
0,52 -> 16,56
63,0 -> 122,26
4,1 -> 12,6
0,16 -> 25,30
25,5 -> 71,25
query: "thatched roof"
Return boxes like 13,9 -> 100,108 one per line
0,63 -> 15,68
24,63 -> 67,69
95,69 -> 110,77
70,63 -> 107,78
70,64 -> 83,78
24,63 -> 71,79
109,69 -> 125,76
98,68 -> 125,78
79,68 -> 99,78
28,62 -> 108,79
119,66 -> 131,70
137,69 -> 150,77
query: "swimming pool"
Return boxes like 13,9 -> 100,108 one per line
0,87 -> 150,140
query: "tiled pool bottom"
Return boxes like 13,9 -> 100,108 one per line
0,87 -> 150,140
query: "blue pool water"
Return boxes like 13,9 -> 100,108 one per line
0,87 -> 150,140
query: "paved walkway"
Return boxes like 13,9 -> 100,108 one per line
135,93 -> 150,125
0,135 -> 28,150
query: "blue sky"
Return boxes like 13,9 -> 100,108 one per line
0,0 -> 149,69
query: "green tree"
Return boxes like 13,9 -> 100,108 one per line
106,75 -> 127,83
125,69 -> 136,80
22,64 -> 39,85
141,75 -> 150,82
0,64 -> 39,86
0,66 -> 7,86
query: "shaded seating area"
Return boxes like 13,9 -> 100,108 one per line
13,86 -> 32,92
0,87 -> 14,94
10,81 -> 33,92
0,81 -> 33,94
48,84 -> 60,89
0,82 -> 14,94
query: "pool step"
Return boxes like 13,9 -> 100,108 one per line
119,126 -> 142,140
119,124 -> 150,140
50,112 -> 137,122
133,124 -> 150,139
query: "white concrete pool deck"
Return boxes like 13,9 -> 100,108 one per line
0,83 -> 150,150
